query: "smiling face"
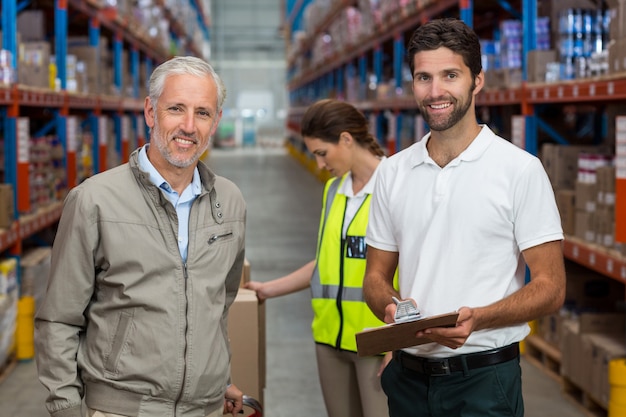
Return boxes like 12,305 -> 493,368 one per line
411,47 -> 483,132
144,73 -> 222,170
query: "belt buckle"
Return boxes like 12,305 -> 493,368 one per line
428,358 -> 451,376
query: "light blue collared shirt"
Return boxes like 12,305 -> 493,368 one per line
138,145 -> 202,261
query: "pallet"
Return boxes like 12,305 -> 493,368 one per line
523,335 -> 610,417
562,376 -> 608,417
0,351 -> 17,386
523,334 -> 562,381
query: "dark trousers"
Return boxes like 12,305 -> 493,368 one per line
381,353 -> 524,417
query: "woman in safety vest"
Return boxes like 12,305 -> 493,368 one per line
245,99 -> 391,417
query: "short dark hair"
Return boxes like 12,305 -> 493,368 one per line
406,18 -> 482,79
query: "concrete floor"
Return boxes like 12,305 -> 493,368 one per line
0,146 -> 591,417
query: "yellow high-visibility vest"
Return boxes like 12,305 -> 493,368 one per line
310,175 -> 387,352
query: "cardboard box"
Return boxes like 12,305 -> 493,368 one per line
574,209 -> 593,242
575,181 -> 597,212
579,312 -> 625,334
538,312 -> 563,348
560,318 -> 582,384
240,258 -> 251,287
564,260 -> 626,311
607,0 -> 626,41
18,41 -> 50,88
17,10 -> 46,41
227,288 -> 265,407
555,189 -> 576,235
541,144 -> 612,191
527,50 -> 557,83
67,45 -> 100,94
588,333 -> 626,408
560,312 -> 625,390
0,184 -> 15,229
538,0 -> 597,36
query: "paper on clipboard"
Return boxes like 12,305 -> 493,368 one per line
355,311 -> 459,357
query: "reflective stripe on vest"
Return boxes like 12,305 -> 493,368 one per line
310,175 -> 385,352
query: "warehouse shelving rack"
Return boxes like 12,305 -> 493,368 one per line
0,0 -> 211,292
284,0 -> 626,295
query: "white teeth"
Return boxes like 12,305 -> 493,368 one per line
430,103 -> 451,109
175,137 -> 194,144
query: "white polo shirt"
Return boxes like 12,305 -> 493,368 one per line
366,125 -> 563,357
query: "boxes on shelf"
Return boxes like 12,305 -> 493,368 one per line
587,333 -> 626,408
560,312 -> 625,403
538,0 -> 597,36
484,68 -> 523,89
537,311 -> 565,348
564,260 -> 626,312
17,10 -> 46,42
555,189 -> 576,235
527,50 -> 557,83
608,38 -> 626,74
18,41 -> 50,88
607,0 -> 626,41
541,143 -> 612,191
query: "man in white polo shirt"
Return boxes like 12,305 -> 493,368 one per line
363,18 -> 566,417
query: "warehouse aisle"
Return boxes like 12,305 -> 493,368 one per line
0,146 -> 589,417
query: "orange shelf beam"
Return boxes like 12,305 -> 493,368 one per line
563,237 -> 626,286
0,223 -> 20,253
18,202 -> 64,239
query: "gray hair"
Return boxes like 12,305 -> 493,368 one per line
148,56 -> 227,112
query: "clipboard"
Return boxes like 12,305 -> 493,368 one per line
355,312 -> 459,357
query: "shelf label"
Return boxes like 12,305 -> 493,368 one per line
557,87 -> 564,98
588,252 -> 596,265
99,117 -> 108,146
606,258 -> 614,273
617,117 -> 626,180
572,245 -> 579,258
589,84 -> 596,96
67,117 -> 78,152
122,116 -> 130,143
573,85 -> 579,97
136,116 -> 145,140
608,82 -> 615,95
511,115 -> 525,149
17,117 -> 30,163
543,88 -> 549,99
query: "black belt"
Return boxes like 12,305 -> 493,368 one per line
393,343 -> 519,376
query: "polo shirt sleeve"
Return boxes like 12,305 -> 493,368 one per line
366,158 -> 399,252
514,157 -> 564,251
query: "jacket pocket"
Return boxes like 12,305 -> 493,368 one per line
104,310 -> 134,376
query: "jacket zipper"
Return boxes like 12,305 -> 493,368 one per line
175,262 -> 190,412
208,232 -> 233,244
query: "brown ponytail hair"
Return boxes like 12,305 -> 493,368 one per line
300,99 -> 385,157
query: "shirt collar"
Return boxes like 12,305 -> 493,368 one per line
138,144 -> 202,195
409,125 -> 492,168
338,156 -> 386,198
